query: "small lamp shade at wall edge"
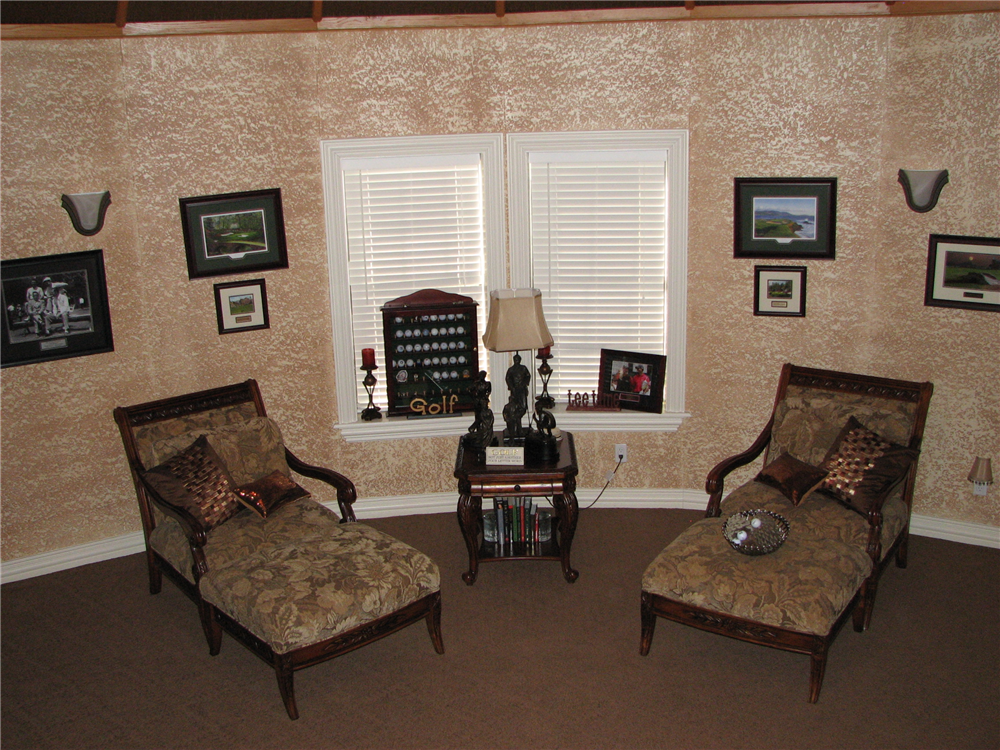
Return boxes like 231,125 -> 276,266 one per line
61,191 -> 111,236
968,456 -> 994,496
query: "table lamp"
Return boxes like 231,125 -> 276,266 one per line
482,288 -> 554,446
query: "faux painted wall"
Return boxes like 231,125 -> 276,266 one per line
2,14 -> 997,561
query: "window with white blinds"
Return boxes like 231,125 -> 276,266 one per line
322,134 -> 505,440
508,131 -> 689,430
342,154 -> 488,409
527,153 -> 667,396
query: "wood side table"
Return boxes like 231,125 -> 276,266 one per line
454,431 -> 579,585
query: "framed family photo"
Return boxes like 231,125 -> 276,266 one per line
214,278 -> 270,334
734,177 -> 837,259
924,234 -> 1000,313
1,249 -> 114,368
754,265 -> 807,317
180,188 -> 288,279
597,348 -> 667,414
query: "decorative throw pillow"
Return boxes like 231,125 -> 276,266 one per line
235,470 -> 310,519
754,452 -> 829,505
142,435 -> 243,531
818,416 -> 917,515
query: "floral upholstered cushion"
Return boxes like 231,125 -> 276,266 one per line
132,402 -> 261,469
197,502 -> 441,654
150,416 -> 290,485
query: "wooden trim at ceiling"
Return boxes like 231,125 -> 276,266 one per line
2,2 -> 997,40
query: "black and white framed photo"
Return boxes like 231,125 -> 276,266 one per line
754,265 -> 807,317
214,278 -> 270,334
1,249 -> 114,368
734,177 -> 837,259
924,234 -> 1000,313
597,348 -> 667,413
180,188 -> 288,279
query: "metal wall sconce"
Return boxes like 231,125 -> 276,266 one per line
61,191 -> 111,236
897,169 -> 948,213
968,456 -> 994,496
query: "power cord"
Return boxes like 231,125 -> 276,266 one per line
582,455 -> 624,509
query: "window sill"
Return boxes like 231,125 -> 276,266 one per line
336,405 -> 689,442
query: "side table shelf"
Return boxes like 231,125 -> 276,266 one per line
455,431 -> 580,585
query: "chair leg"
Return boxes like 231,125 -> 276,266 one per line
275,656 -> 298,720
639,592 -> 657,656
426,594 -> 445,654
808,647 -> 828,704
853,579 -> 879,633
147,553 -> 162,595
198,600 -> 223,656
895,532 -> 910,569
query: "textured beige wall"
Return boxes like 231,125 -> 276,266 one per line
2,15 -> 997,561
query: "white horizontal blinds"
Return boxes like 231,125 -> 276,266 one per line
343,153 -> 487,407
529,151 -> 667,397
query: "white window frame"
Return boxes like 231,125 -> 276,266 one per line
322,134 -> 506,442
507,130 -> 689,432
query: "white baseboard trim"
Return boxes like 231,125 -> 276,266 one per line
3,489 -> 996,584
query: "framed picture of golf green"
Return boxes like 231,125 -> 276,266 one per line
924,234 -> 1000,312
214,278 -> 270,334
180,188 -> 287,279
754,265 -> 807,317
734,177 -> 837,259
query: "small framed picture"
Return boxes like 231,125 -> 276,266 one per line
924,234 -> 1000,313
1,249 -> 114,368
598,348 -> 667,414
754,265 -> 807,317
734,177 -> 836,259
180,188 -> 288,279
214,278 -> 270,334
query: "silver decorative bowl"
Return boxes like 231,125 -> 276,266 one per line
723,509 -> 789,556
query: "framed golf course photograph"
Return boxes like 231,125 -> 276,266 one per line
734,177 -> 837,260
180,188 -> 288,279
924,234 -> 1000,313
214,278 -> 270,334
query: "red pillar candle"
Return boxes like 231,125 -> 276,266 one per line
361,348 -> 376,368
537,346 -> 551,358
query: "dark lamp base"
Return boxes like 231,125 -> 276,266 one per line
525,430 -> 559,464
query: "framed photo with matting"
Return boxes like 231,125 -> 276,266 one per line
598,348 -> 666,413
180,188 -> 288,279
214,278 -> 270,334
924,234 -> 1000,312
754,265 -> 807,317
1,249 -> 114,368
734,177 -> 836,259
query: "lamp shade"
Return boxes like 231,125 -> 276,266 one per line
968,457 -> 994,484
482,288 -> 553,353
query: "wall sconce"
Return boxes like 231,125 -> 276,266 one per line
897,169 -> 948,213
968,457 -> 993,496
61,191 -> 111,236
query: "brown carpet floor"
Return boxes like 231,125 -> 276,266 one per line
2,508 -> 998,750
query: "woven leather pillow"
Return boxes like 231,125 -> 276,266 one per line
143,435 -> 243,531
818,416 -> 917,515
755,452 -> 829,506
235,470 -> 309,519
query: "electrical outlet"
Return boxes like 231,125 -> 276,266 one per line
615,444 -> 627,462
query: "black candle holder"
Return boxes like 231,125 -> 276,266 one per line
360,366 -> 382,421
535,348 -> 555,410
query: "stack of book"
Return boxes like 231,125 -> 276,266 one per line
488,498 -> 551,554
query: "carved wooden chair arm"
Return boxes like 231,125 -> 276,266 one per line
134,467 -> 211,578
704,416 -> 775,517
285,448 -> 358,523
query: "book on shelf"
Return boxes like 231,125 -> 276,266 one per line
489,497 -> 550,551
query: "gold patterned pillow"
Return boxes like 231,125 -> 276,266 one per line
235,470 -> 310,519
818,416 -> 917,515
754,452 -> 829,506
142,435 -> 243,531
